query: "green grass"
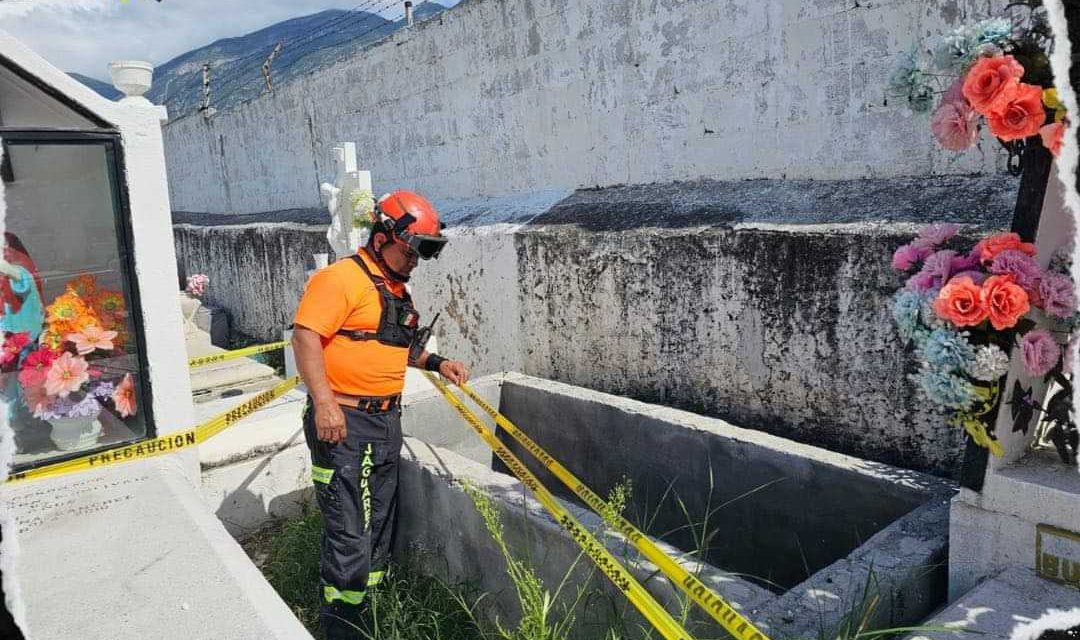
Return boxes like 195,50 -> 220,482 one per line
242,506 -> 490,639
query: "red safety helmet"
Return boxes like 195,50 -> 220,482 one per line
373,190 -> 448,260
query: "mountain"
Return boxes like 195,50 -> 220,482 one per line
73,2 -> 449,119
68,72 -> 122,101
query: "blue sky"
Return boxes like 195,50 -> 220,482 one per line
0,0 -> 459,79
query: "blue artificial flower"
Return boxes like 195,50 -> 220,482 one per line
972,18 -> 1013,45
933,27 -> 979,74
911,367 -> 978,410
888,50 -> 935,112
892,290 -> 924,343
918,327 -> 976,373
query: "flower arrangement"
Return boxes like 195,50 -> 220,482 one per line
892,224 -> 1078,464
349,188 -> 375,231
13,274 -> 137,423
185,273 -> 209,298
889,3 -> 1066,170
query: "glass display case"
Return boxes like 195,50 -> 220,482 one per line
2,131 -> 153,469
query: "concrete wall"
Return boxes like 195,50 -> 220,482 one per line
496,376 -> 947,589
173,172 -> 1021,477
162,0 -> 1008,215
395,372 -> 953,638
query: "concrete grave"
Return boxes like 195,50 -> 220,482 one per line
395,372 -> 956,639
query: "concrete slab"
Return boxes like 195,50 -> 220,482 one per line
906,567 -> 1080,640
4,458 -> 311,639
186,332 -> 279,403
950,449 -> 1080,599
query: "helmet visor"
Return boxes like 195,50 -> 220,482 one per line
400,232 -> 448,260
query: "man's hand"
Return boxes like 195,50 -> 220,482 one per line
438,359 -> 470,386
314,399 -> 347,444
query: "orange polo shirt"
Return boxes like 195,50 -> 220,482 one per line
293,249 -> 411,397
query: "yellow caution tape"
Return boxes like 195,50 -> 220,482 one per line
423,371 -> 695,640
7,377 -> 300,484
188,341 -> 290,368
454,382 -> 771,640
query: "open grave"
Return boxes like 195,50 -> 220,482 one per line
392,372 -> 956,638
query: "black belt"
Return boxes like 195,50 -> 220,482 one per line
334,392 -> 401,414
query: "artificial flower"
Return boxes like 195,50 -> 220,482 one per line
911,366 -> 978,410
892,290 -> 924,343
962,55 -> 1024,115
982,274 -> 1030,330
975,232 -> 1036,263
1,332 -> 30,367
18,346 -> 58,388
892,243 -> 932,271
987,83 -> 1048,142
916,223 -> 962,249
93,290 -> 126,322
24,382 -> 51,418
931,98 -> 980,150
1039,272 -> 1077,319
918,327 -> 976,373
1020,329 -> 1060,378
1039,121 -> 1066,157
113,373 -> 137,418
1043,88 -> 1067,122
967,344 -> 1010,381
989,249 -> 1043,292
67,325 -> 119,355
44,352 -> 90,398
934,276 -> 987,327
65,274 -> 98,299
45,291 -> 93,336
888,50 -> 935,112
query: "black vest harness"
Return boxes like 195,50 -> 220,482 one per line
335,254 -> 420,348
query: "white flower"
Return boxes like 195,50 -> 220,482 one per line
966,344 -> 1010,381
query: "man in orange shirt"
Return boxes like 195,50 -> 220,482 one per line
291,190 -> 469,638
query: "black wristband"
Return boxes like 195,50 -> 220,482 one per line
425,354 -> 447,372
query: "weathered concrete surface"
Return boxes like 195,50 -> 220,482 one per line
397,372 -> 953,638
948,448 -> 1080,600
395,434 -> 776,639
906,567 -> 1080,640
493,374 -> 953,590
759,499 -> 951,639
162,0 -> 1009,215
4,459 -> 312,639
173,220 -> 330,340
173,174 -> 1018,477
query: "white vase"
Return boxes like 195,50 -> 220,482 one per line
107,60 -> 153,102
179,292 -> 201,335
49,415 -> 103,451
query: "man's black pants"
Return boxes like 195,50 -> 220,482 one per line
303,397 -> 402,639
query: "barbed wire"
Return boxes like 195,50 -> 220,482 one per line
200,0 -> 404,113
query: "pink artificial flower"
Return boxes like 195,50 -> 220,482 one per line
1039,272 -> 1077,319
1021,329 -> 1061,378
1,332 -> 31,367
931,98 -> 980,150
18,347 -> 58,388
113,373 -> 137,418
44,352 -> 90,398
1040,121 -> 1066,157
66,325 -> 118,355
892,243 -> 932,271
916,223 -> 962,249
950,251 -> 982,274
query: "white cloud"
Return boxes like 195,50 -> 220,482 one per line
0,0 -> 411,79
